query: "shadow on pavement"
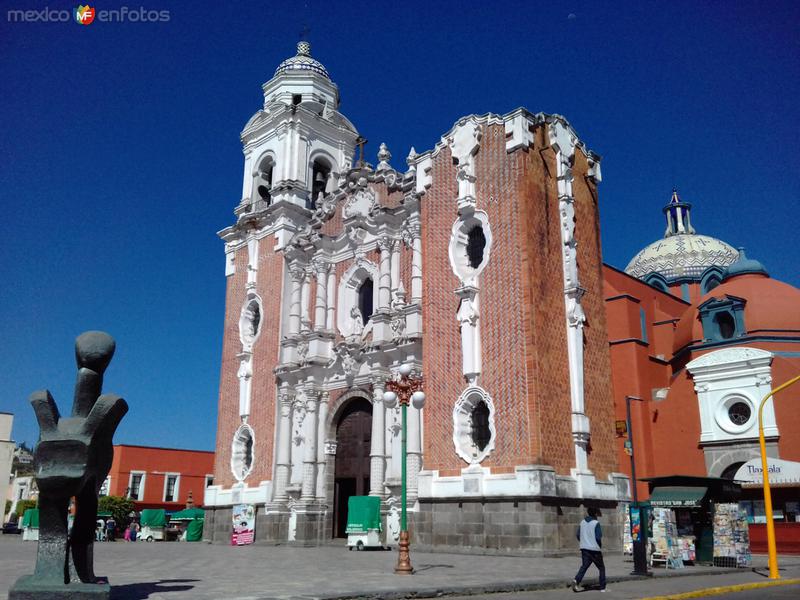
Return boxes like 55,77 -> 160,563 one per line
111,579 -> 199,599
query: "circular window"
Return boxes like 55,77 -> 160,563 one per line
728,402 -> 751,426
231,424 -> 255,482
714,394 -> 755,435
453,386 -> 496,464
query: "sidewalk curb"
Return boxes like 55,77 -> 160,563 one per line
257,566 -> 747,600
641,578 -> 800,600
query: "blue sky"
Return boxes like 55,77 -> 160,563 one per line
1,1 -> 798,450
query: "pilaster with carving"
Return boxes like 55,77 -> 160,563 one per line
369,376 -> 388,498
273,390 -> 294,503
549,118 -> 591,477
301,389 -> 320,502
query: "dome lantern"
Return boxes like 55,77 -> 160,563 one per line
663,189 -> 696,237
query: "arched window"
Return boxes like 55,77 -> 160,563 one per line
358,278 -> 373,325
470,401 -> 491,451
716,312 -> 735,339
705,278 -> 721,293
310,158 -> 332,209
254,156 -> 274,205
466,225 -> 486,269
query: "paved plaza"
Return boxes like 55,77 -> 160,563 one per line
2,536 -> 798,599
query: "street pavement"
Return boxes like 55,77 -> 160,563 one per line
1,535 -> 798,600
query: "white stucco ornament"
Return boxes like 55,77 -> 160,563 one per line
343,188 -> 378,219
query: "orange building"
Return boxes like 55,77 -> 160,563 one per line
606,191 -> 800,551
104,444 -> 215,511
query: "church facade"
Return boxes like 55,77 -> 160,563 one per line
203,42 -> 630,552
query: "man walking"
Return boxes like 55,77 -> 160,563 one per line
572,507 -> 607,592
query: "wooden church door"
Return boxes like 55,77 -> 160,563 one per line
333,397 -> 372,538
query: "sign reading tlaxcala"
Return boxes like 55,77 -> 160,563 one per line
734,458 -> 800,487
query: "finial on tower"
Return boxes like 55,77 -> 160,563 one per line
662,188 -> 696,237
297,40 -> 311,57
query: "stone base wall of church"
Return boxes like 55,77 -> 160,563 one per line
255,511 -> 290,545
202,506 -> 232,544
410,498 -> 624,556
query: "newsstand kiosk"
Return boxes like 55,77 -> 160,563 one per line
642,476 -> 747,567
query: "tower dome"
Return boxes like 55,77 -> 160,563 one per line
274,41 -> 330,79
625,190 -> 739,282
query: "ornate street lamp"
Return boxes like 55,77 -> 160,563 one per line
383,363 -> 425,575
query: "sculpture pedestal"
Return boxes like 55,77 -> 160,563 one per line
9,575 -> 111,599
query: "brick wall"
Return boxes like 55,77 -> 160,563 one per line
213,248 -> 248,488
213,237 -> 284,488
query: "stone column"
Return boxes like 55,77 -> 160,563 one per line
410,223 -> 422,302
313,260 -> 328,331
301,391 -> 319,502
369,381 -> 386,498
288,265 -> 304,335
315,392 -> 329,503
378,236 -> 392,310
326,269 -> 336,331
273,391 -> 294,503
300,270 -> 312,332
390,240 -> 401,303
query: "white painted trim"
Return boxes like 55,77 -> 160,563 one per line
418,465 -> 630,501
336,259 -> 380,337
231,423 -> 256,483
162,473 -> 180,503
204,481 -> 273,507
448,211 -> 492,285
239,293 -> 264,350
452,386 -> 496,465
128,471 -> 146,501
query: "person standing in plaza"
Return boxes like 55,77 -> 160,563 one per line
572,507 -> 607,592
106,516 -> 116,542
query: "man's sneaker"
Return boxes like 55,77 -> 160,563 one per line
572,580 -> 584,592
600,588 -> 608,593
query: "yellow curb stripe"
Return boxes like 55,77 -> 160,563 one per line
642,578 -> 800,600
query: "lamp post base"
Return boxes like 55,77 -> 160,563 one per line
394,530 -> 414,575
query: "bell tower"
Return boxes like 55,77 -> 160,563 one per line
235,42 -> 360,217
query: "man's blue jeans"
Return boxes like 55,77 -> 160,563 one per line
575,549 -> 606,589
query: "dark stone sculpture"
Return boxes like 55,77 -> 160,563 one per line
10,331 -> 128,600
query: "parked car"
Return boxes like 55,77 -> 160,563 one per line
2,522 -> 22,534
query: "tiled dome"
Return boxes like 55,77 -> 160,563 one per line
625,190 -> 738,282
274,41 -> 330,79
625,234 -> 739,281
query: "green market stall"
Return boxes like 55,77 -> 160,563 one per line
170,507 -> 204,541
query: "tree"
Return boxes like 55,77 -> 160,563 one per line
15,499 -> 37,518
98,495 -> 135,529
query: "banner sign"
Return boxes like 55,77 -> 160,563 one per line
231,504 -> 255,546
733,458 -> 800,487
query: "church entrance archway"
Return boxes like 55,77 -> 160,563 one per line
332,397 -> 372,538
